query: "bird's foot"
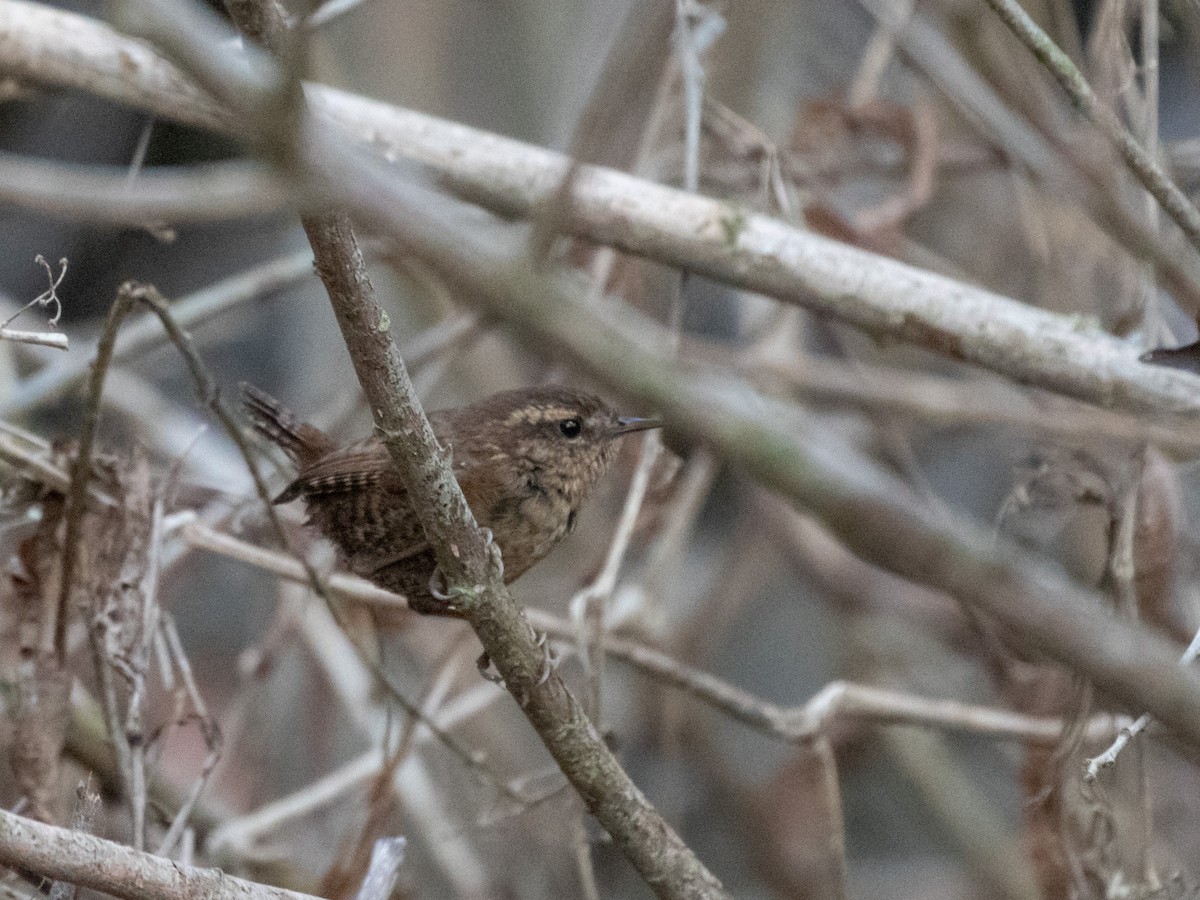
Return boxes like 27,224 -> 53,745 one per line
480,526 -> 504,579
415,568 -> 467,618
529,624 -> 558,686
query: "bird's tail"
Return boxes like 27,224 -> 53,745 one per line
240,382 -> 333,467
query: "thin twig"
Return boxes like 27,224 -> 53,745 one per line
1139,0 -> 1163,340
570,434 -> 659,718
984,0 -> 1200,259
182,520 -> 405,609
3,249 -> 317,416
179,522 -> 1124,747
0,152 -> 299,222
127,492 -> 166,851
51,289 -> 133,658
116,282 -> 506,793
2,254 -> 66,332
154,613 -> 222,858
672,0 -> 724,194
1084,625 -> 1200,780
847,0 -> 914,107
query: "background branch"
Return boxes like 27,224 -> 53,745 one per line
1,0 -> 1199,418
0,807 -> 318,900
329,170 -> 1200,749
4,0 -> 1200,895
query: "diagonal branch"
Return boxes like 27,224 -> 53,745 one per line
206,1 -> 729,896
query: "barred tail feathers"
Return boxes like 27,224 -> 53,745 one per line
240,382 -> 332,467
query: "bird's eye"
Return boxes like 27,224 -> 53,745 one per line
559,418 -> 582,439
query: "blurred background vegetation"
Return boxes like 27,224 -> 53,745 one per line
5,0 -> 1200,897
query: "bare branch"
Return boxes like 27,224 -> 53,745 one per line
3,1 -> 1200,416
0,327 -> 67,349
0,807 -> 320,900
0,152 -> 298,222
1085,625 -> 1200,780
53,288 -> 135,659
180,522 -> 1124,748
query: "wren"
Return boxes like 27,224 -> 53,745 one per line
241,383 -> 659,621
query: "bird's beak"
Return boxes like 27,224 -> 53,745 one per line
612,416 -> 662,436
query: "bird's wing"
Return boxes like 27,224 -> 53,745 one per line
281,440 -> 394,500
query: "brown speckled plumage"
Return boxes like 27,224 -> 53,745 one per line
241,384 -> 656,621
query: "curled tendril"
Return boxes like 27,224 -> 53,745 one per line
3,255 -> 68,332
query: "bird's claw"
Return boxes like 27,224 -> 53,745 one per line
480,527 -> 505,578
419,568 -> 461,617
475,632 -> 556,690
428,568 -> 450,600
532,628 -> 557,686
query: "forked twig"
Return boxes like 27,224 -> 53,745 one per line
1085,625 -> 1200,780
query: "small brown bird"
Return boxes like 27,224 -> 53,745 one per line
241,383 -> 659,620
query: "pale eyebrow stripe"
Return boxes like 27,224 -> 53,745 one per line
505,406 -> 575,426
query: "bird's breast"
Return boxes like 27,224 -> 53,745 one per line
477,486 -> 574,581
